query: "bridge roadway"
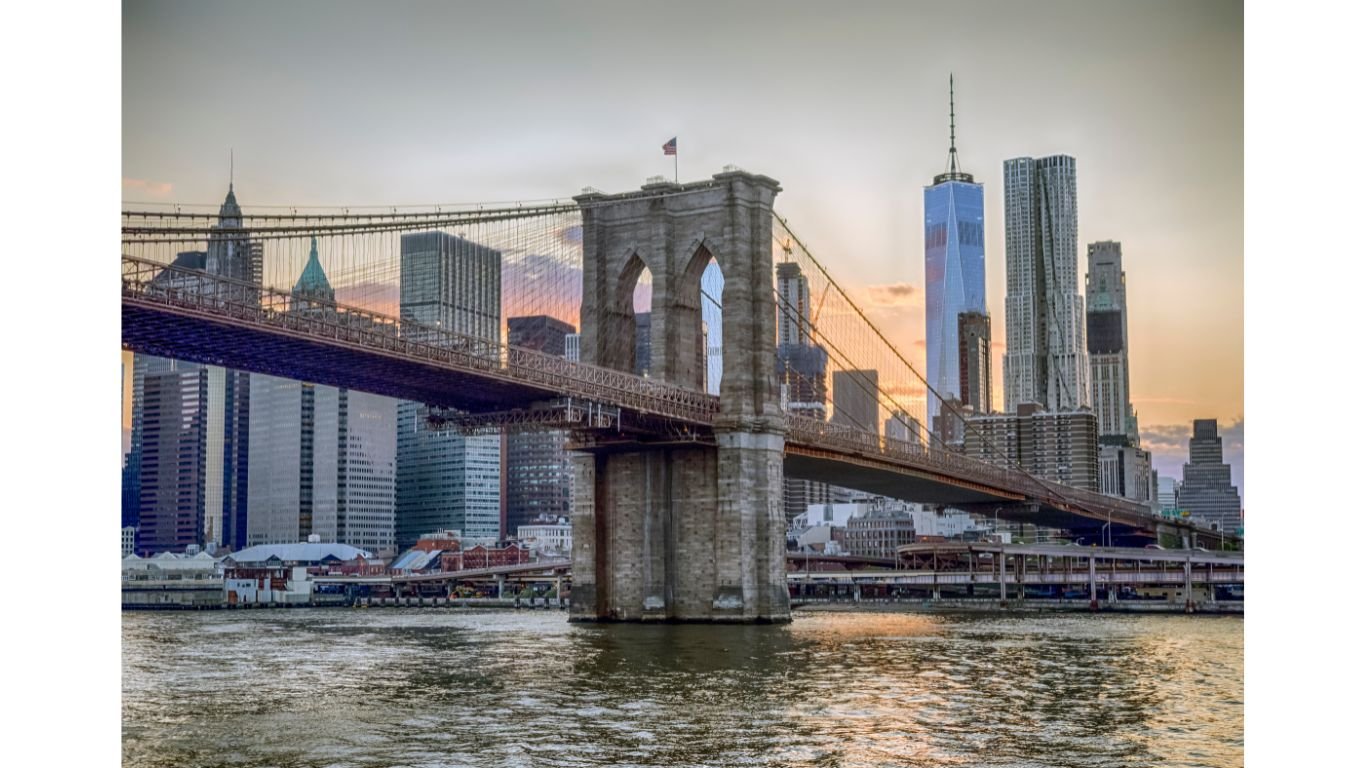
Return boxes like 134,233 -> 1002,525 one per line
121,255 -> 1225,545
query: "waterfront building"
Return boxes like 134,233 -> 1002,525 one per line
907,505 -> 988,539
247,246 -> 398,555
1002,155 -> 1089,412
963,404 -> 1099,491
1175,420 -> 1243,532
516,516 -> 573,557
396,232 -> 503,548
845,507 -> 918,559
924,76 -> 987,427
504,316 -> 576,535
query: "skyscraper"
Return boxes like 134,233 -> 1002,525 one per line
247,245 -> 398,554
775,260 -> 832,522
776,261 -> 812,347
1175,420 -> 1242,533
957,311 -> 992,415
833,370 -> 880,434
505,315 -> 576,535
1085,241 -> 1135,441
634,312 -> 652,377
1003,155 -> 1089,412
924,76 -> 986,426
129,183 -> 254,554
395,232 -> 503,547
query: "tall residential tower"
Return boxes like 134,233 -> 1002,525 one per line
1002,155 -> 1089,412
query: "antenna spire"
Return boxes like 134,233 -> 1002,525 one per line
230,148 -> 234,190
948,74 -> 958,175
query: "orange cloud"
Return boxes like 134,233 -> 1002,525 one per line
865,282 -> 919,308
122,177 -> 174,198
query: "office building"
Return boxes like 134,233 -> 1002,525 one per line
832,369 -> 880,434
1175,420 -> 1242,533
247,248 -> 397,555
924,76 -> 987,426
1157,476 -> 1180,513
130,184 -> 254,554
504,316 -> 576,535
1098,444 -> 1154,505
1085,241 -> 1137,442
564,333 -> 581,363
395,232 -> 503,547
634,312 -> 652,377
1002,155 -> 1089,412
885,410 -> 922,447
957,311 -> 992,414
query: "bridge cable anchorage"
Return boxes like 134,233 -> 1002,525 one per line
772,214 -> 1089,514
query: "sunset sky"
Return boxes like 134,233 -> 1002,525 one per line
122,0 -> 1243,498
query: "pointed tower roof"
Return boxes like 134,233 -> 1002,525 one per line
293,237 -> 335,302
218,183 -> 241,219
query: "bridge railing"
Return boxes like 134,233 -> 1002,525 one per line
122,255 -> 720,424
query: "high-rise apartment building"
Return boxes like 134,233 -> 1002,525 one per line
963,404 -> 1099,491
504,315 -> 576,535
395,232 -> 503,547
1175,420 -> 1242,533
957,311 -> 992,415
247,246 -> 397,554
1003,155 -> 1089,412
924,77 -> 986,426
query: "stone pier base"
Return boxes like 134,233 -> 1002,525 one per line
569,431 -> 789,623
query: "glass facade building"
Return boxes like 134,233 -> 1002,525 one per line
924,178 -> 986,427
395,232 -> 504,548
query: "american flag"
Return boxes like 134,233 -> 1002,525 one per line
662,137 -> 677,156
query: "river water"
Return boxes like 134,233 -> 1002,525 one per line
123,608 -> 1242,767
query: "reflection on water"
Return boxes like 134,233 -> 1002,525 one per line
123,609 -> 1242,767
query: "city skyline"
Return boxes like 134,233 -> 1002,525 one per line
121,0 -> 1242,498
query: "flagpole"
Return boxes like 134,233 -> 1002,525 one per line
674,149 -> 678,184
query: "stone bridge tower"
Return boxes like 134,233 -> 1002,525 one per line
570,170 -> 789,622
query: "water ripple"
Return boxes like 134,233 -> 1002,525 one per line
124,609 -> 1243,767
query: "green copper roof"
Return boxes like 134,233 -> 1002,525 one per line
293,237 -> 335,301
